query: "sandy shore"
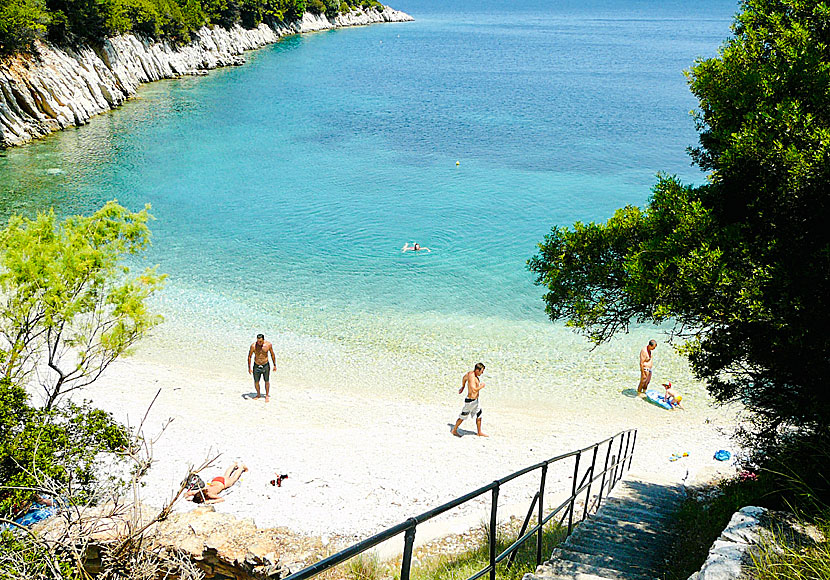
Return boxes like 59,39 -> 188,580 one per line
72,348 -> 742,556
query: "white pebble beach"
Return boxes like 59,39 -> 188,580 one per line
77,344 -> 742,555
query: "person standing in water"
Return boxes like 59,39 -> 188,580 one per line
451,363 -> 487,437
248,333 -> 277,402
637,339 -> 657,394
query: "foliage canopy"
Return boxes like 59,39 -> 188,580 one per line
0,201 -> 166,410
529,0 -> 830,456
0,0 -> 383,54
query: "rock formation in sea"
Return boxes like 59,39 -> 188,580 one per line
0,7 -> 412,148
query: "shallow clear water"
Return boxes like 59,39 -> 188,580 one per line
0,0 -> 739,407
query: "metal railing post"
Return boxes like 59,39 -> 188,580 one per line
582,445 -> 599,521
400,526 -> 416,580
506,492 -> 538,570
597,439 -> 613,510
536,463 -> 547,565
614,434 -> 625,484
627,430 -> 637,470
490,484 -> 500,580
621,431 -> 632,477
568,451 -> 581,536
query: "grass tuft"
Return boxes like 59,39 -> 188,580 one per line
752,517 -> 830,580
317,519 -> 568,580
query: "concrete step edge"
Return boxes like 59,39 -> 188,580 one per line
589,512 -> 674,530
569,520 -> 671,542
563,530 -> 672,554
548,558 -> 655,580
527,567 -> 624,580
553,548 -> 660,575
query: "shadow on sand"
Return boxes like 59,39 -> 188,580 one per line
446,423 -> 479,437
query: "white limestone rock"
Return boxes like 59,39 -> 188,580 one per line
688,506 -> 825,580
0,6 -> 412,147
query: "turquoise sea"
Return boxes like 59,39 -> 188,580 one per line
0,0 -> 739,409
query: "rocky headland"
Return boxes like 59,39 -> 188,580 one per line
0,6 -> 412,148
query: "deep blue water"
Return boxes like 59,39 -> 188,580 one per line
0,0 -> 739,400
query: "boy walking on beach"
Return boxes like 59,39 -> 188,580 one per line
451,363 -> 488,437
248,333 -> 277,402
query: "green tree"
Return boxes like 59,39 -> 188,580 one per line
45,0 -> 116,42
0,0 -> 49,55
529,0 -> 830,459
0,201 -> 166,410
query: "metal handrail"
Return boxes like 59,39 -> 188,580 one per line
285,428 -> 637,580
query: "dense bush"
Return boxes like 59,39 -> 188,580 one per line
529,0 -> 830,473
0,0 -> 49,54
0,0 -> 373,54
0,378 -> 130,516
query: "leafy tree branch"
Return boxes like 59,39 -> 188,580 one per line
0,200 -> 166,410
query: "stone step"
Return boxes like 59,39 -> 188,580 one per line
545,558 -> 655,580
560,538 -> 669,566
612,483 -> 684,503
588,512 -> 673,533
570,519 -> 672,545
591,506 -> 675,526
527,563 -> 625,580
596,500 -> 677,519
612,481 -> 683,494
552,549 -> 658,578
609,487 -> 684,505
564,538 -> 671,560
599,497 -> 681,516
536,474 -> 680,580
565,527 -> 672,551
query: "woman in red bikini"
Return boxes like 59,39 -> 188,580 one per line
186,462 -> 248,504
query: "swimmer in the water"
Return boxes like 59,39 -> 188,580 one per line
402,242 -> 431,252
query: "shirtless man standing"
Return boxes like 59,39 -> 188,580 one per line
451,363 -> 488,437
637,339 -> 657,394
248,334 -> 277,402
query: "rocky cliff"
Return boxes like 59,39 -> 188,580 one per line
0,6 -> 412,148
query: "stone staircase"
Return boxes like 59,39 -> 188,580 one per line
524,473 -> 685,580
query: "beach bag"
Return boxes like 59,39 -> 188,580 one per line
185,474 -> 205,491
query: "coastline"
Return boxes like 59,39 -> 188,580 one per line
0,6 -> 413,148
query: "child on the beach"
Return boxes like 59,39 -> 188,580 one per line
662,383 -> 684,409
186,462 -> 248,504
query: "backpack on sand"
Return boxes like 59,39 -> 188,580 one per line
185,474 -> 205,491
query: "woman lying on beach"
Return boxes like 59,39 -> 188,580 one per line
186,462 -> 248,504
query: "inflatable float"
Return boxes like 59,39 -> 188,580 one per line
645,389 -> 672,410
